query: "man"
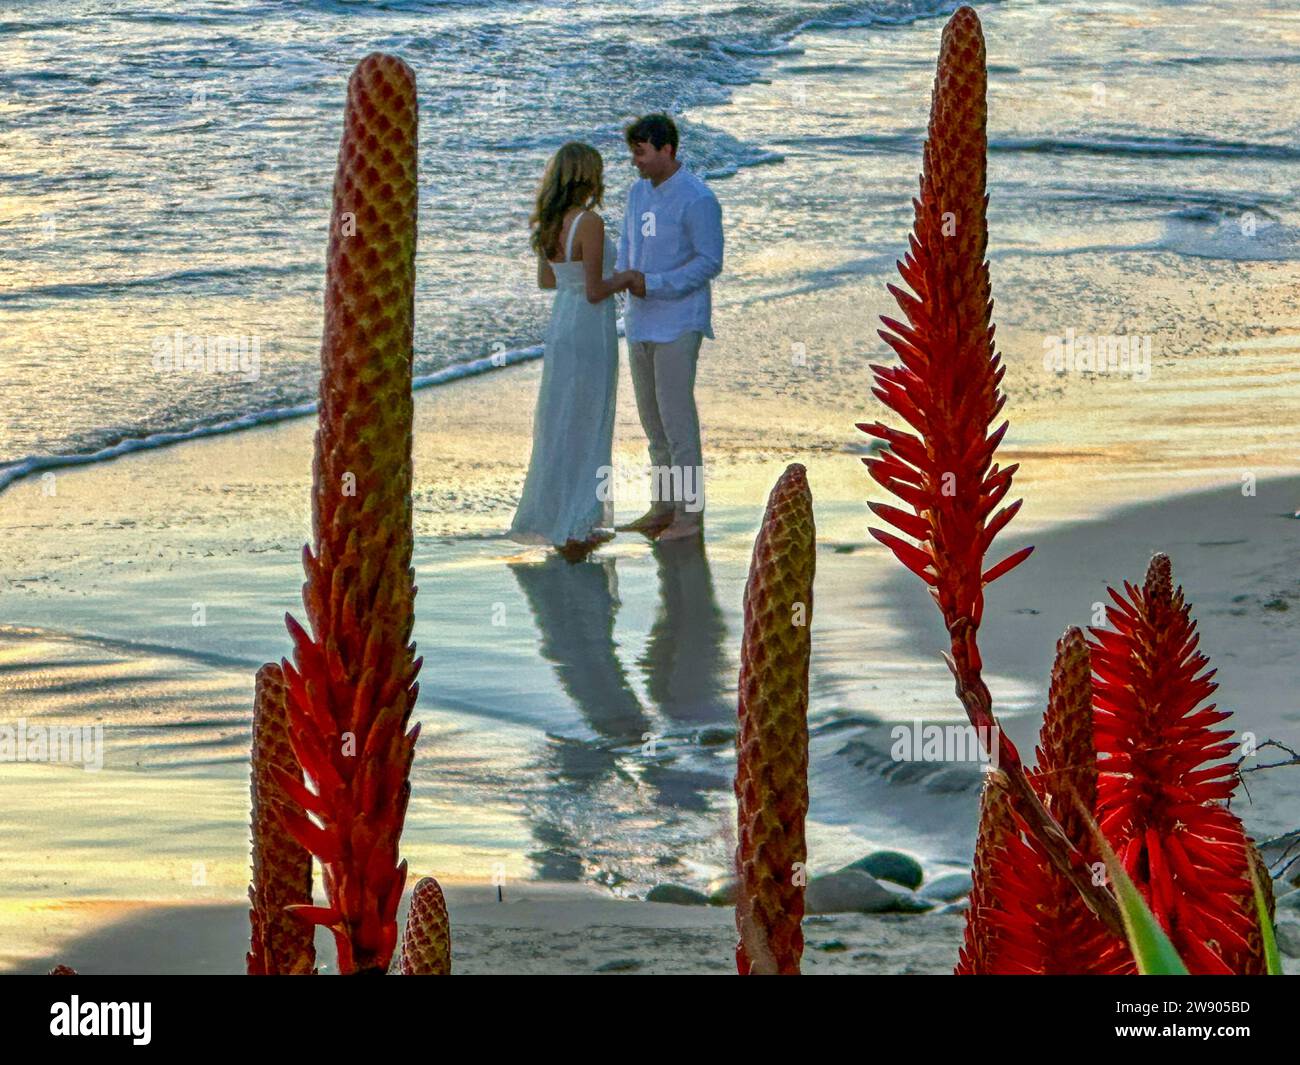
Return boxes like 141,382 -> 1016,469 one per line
616,113 -> 724,542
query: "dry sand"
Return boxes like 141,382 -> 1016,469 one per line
8,882 -> 967,976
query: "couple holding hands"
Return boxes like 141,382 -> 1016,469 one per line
509,113 -> 724,557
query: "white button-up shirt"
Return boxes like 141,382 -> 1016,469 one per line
616,164 -> 724,344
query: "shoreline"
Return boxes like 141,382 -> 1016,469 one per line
0,343 -> 553,497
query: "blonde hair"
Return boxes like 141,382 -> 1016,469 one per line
530,142 -> 605,260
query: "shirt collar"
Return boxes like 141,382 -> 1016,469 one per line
650,162 -> 688,193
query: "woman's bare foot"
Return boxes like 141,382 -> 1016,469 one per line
557,539 -> 594,562
556,528 -> 614,562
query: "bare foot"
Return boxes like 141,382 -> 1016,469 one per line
615,509 -> 674,535
656,516 -> 703,542
556,529 -> 614,562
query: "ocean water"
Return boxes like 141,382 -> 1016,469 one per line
2,0 -> 1296,485
0,0 -> 954,482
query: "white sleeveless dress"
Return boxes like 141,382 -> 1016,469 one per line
509,211 -> 618,547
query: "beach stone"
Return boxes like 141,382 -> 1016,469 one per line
935,898 -> 971,916
695,727 -> 733,747
1275,921 -> 1300,959
919,871 -> 974,902
646,883 -> 708,906
706,876 -> 738,906
805,870 -> 896,915
595,958 -> 642,972
879,884 -> 936,913
842,850 -> 924,890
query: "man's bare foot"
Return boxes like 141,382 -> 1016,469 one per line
656,515 -> 703,542
615,509 -> 674,535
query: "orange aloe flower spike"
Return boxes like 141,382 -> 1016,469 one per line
399,877 -> 452,976
280,52 -> 422,975
734,463 -> 815,975
248,662 -> 316,975
959,630 -> 1130,973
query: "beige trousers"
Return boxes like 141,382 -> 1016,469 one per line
628,331 -> 705,517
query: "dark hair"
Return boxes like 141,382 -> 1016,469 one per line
624,113 -> 678,155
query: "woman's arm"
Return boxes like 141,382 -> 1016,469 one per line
537,254 -> 556,290
578,214 -> 632,303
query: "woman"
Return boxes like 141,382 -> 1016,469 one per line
509,142 -> 636,557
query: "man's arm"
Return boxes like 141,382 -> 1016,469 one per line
643,193 -> 723,300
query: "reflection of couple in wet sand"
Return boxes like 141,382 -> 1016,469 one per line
508,113 -> 724,558
510,535 -> 732,882
511,536 -> 729,782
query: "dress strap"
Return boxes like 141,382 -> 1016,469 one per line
563,210 -> 585,261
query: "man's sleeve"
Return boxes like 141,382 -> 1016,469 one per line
643,193 -> 723,300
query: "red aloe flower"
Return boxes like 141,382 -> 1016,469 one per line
247,662 -> 316,976
1089,554 -> 1267,974
858,3 -> 1025,742
857,5 -> 1120,934
860,6 -> 1029,658
734,463 -> 815,975
278,52 -> 422,975
958,629 -> 1130,974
